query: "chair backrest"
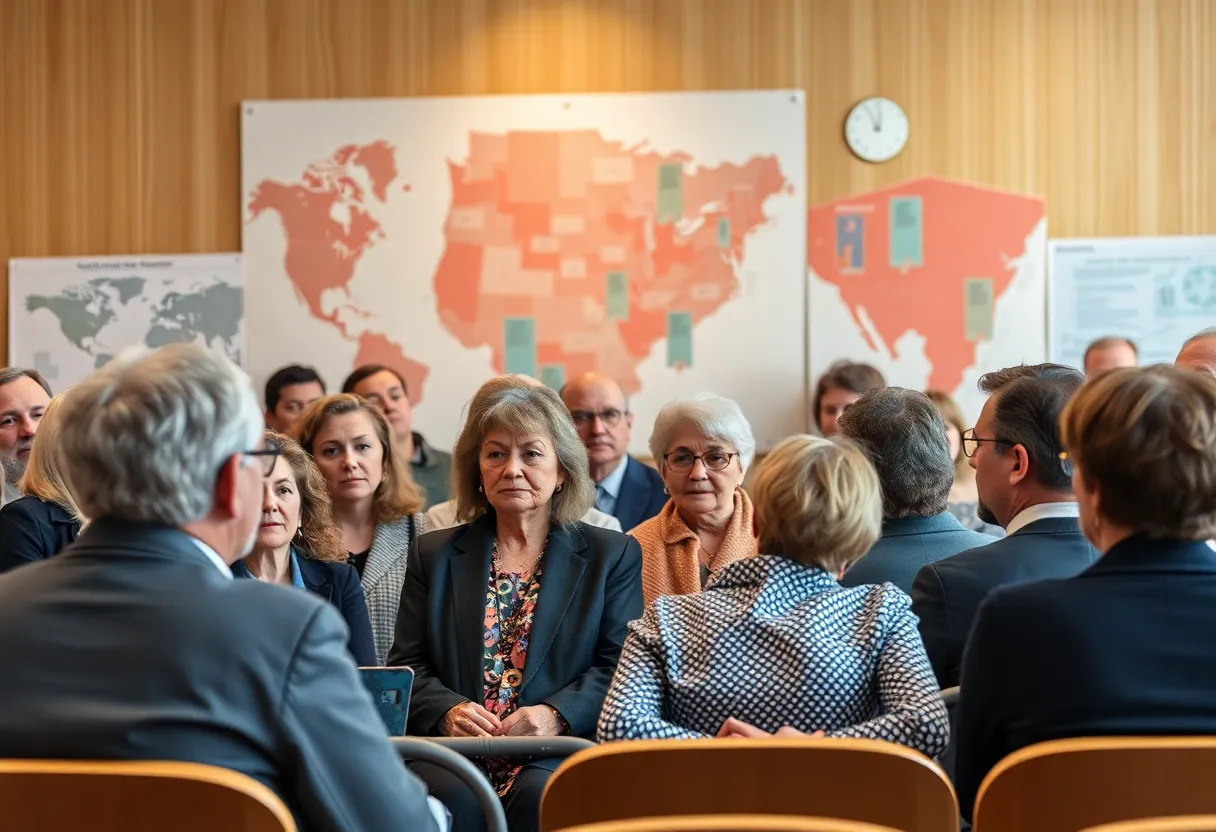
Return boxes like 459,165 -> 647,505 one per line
0,759 -> 296,832
561,816 -> 901,832
1083,818 -> 1216,832
540,738 -> 957,832
974,737 -> 1216,832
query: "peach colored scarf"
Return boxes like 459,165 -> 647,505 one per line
630,489 -> 758,603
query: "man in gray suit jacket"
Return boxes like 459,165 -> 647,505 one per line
0,344 -> 439,832
839,387 -> 995,594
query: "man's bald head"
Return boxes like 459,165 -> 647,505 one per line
560,372 -> 633,480
1176,328 -> 1216,378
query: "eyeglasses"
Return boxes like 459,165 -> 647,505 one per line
570,408 -> 625,427
1058,451 -> 1074,477
663,450 -> 736,472
961,428 -> 1013,459
243,440 -> 281,477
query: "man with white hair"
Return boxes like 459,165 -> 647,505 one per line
0,344 -> 440,832
1176,327 -> 1216,378
0,367 -> 52,507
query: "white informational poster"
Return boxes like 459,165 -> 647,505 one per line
241,91 -> 807,453
8,253 -> 244,390
1049,236 -> 1216,369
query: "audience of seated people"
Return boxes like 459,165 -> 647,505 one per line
629,393 -> 758,603
343,363 -> 451,508
0,393 -> 84,572
232,431 -> 376,666
598,433 -> 949,758
911,363 -> 1097,688
837,387 -> 995,593
0,344 -> 441,832
1175,326 -> 1216,376
559,372 -> 667,530
263,363 -> 326,434
955,365 -> 1216,820
292,393 -> 428,664
388,375 -> 642,832
812,360 -> 885,437
1082,335 -> 1139,376
0,367 -> 51,507
926,389 -> 1004,536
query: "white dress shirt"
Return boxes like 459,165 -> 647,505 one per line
1005,501 -> 1081,536
190,537 -> 234,579
594,455 -> 629,516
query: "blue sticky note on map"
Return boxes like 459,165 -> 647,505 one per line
836,213 -> 865,271
667,312 -> 693,368
606,271 -> 629,320
539,364 -> 566,391
656,163 -> 683,225
889,197 -> 924,268
717,217 -> 731,248
503,317 -> 536,378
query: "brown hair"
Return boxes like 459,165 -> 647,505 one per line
1060,365 -> 1216,540
749,434 -> 882,574
265,431 -> 345,562
291,394 -> 424,521
813,361 -> 886,430
925,389 -> 967,468
19,394 -> 84,525
451,376 -> 594,526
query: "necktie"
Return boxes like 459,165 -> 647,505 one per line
595,484 -> 609,513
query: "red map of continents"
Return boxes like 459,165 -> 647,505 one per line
248,132 -> 788,402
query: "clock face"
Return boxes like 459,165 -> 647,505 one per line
845,97 -> 909,163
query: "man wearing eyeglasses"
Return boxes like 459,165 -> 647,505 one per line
910,363 -> 1098,688
561,372 -> 667,532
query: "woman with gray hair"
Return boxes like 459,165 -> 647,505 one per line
388,375 -> 643,832
629,393 -> 757,603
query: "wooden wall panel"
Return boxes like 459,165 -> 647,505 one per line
0,0 -> 1212,364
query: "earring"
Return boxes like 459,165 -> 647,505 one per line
295,527 -> 303,540
556,484 -> 563,492
663,487 -> 669,495
478,484 -> 483,493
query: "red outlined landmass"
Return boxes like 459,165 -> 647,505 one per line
808,177 -> 1045,392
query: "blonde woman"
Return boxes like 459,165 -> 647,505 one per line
0,394 -> 83,572
598,434 -> 949,758
293,394 -> 427,664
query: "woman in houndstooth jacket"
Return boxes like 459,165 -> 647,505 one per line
293,394 -> 426,665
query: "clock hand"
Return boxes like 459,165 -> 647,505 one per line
870,103 -> 882,132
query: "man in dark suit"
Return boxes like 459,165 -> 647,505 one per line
911,364 -> 1097,688
561,372 -> 666,531
838,387 -> 995,594
0,344 -> 440,832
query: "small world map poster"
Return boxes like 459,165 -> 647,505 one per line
8,254 -> 244,389
241,91 -> 807,453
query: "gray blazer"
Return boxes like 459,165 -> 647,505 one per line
0,517 -> 438,832
363,513 -> 426,664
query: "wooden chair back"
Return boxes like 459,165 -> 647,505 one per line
0,759 -> 296,832
1083,818 -> 1216,832
561,815 -> 901,831
540,738 -> 957,832
974,737 -> 1216,832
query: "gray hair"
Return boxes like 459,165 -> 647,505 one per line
1183,327 -> 1216,348
58,344 -> 264,526
836,387 -> 954,519
451,376 -> 595,526
648,393 -> 756,471
0,367 -> 52,397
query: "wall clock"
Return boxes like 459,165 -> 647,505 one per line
844,97 -> 909,163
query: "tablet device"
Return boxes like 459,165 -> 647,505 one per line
359,666 -> 414,736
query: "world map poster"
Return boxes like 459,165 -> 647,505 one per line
241,92 -> 806,453
8,253 -> 244,389
808,177 -> 1047,423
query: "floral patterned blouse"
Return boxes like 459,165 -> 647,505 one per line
481,556 -> 543,796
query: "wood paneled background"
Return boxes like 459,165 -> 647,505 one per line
0,0 -> 1212,364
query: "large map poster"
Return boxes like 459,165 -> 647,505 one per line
8,254 -> 244,390
241,92 -> 806,453
808,177 -> 1047,422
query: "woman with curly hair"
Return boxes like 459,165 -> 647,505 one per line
234,430 -> 376,666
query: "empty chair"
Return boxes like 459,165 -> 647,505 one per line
540,738 -> 957,832
973,738 -> 1216,832
561,816 -> 900,832
0,760 -> 295,832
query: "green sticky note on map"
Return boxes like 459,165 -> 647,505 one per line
889,197 -> 924,268
964,278 -> 995,342
606,271 -> 629,320
667,311 -> 693,368
717,217 -> 731,248
503,317 -> 536,378
539,364 -> 566,391
656,162 -> 683,225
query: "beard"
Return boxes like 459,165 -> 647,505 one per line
977,499 -> 999,527
1,450 -> 25,486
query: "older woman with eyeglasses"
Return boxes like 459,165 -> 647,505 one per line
628,393 -> 757,603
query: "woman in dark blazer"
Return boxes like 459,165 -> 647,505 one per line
233,431 -> 376,667
0,394 -> 83,573
388,376 -> 643,832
